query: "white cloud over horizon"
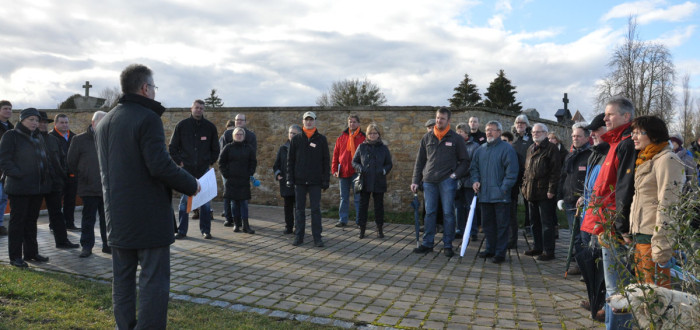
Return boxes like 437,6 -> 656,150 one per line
0,0 -> 698,123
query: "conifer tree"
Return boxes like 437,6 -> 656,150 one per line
204,89 -> 224,108
483,69 -> 522,113
448,73 -> 482,108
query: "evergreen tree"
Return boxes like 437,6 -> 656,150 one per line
58,94 -> 82,109
448,73 -> 482,108
483,69 -> 522,113
204,89 -> 224,108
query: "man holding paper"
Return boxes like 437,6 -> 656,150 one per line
169,99 -> 220,239
96,64 -> 199,329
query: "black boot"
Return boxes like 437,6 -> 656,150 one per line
377,224 -> 384,238
233,217 -> 242,233
359,225 -> 365,239
242,218 -> 255,234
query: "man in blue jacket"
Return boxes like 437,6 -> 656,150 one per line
470,120 -> 519,263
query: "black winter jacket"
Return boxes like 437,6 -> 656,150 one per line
558,143 -> 591,204
42,132 -> 67,192
219,127 -> 257,152
0,122 -> 51,196
511,126 -> 533,160
352,140 -> 393,193
67,125 -> 102,197
469,130 -> 487,145
273,141 -> 294,197
219,141 -> 257,200
286,129 -> 330,188
96,94 -> 198,249
49,127 -> 74,175
521,139 -> 562,201
0,120 -> 14,178
412,129 -> 468,184
169,115 -> 220,178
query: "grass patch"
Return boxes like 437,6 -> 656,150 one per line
0,265 -> 339,329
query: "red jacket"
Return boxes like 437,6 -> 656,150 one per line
332,128 -> 366,178
581,122 -> 635,235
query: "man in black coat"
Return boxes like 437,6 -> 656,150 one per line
287,111 -> 330,247
468,116 -> 487,145
95,64 -> 199,329
38,111 -> 80,250
49,113 -> 79,231
67,111 -> 109,258
0,100 -> 14,236
169,99 -> 219,239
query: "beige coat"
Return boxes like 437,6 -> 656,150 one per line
629,147 -> 684,263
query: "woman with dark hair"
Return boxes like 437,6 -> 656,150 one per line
0,108 -> 52,268
629,115 -> 683,288
273,124 -> 302,234
352,123 -> 393,239
219,127 -> 257,234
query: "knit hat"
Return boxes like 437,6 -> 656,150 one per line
19,108 -> 40,122
669,133 -> 683,147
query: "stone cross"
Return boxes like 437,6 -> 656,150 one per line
562,93 -> 569,111
82,81 -> 93,97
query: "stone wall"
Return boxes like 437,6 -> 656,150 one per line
21,106 -> 570,212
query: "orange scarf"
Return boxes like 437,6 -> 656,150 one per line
346,128 -> 360,157
433,124 -> 450,141
636,141 -> 667,167
55,127 -> 70,140
303,127 -> 316,139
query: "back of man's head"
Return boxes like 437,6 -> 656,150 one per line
120,64 -> 152,94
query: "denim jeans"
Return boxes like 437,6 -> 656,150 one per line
295,184 -> 323,242
480,202 -> 511,258
529,198 -> 557,253
80,196 -> 107,250
0,182 -> 7,227
112,246 -> 170,330
422,177 -> 457,249
177,194 -> 211,235
338,174 -> 360,224
602,244 -> 634,330
231,199 -> 249,219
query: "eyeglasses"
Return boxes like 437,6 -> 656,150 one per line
532,130 -> 546,134
515,122 -> 527,125
631,131 -> 647,137
147,83 -> 158,91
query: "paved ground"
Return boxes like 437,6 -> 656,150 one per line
0,201 -> 604,329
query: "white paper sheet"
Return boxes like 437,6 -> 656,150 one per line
187,168 -> 217,212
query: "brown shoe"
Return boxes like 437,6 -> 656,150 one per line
594,309 -> 605,322
580,300 -> 591,311
536,252 -> 555,261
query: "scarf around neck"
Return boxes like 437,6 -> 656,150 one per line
346,128 -> 360,157
303,127 -> 316,139
433,124 -> 450,141
636,141 -> 668,167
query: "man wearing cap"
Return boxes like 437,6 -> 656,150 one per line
49,113 -> 79,231
0,100 -> 14,236
286,111 -> 330,247
169,99 -> 219,240
220,114 -> 257,224
67,111 -> 110,258
411,107 -> 468,258
38,111 -> 80,250
96,64 -> 199,329
332,114 -> 365,228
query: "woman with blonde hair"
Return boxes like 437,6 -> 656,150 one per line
352,123 -> 393,239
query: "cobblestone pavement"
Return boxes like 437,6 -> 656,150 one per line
0,202 -> 604,329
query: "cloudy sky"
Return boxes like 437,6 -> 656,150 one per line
1,0 -> 698,121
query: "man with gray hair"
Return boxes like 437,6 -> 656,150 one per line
521,123 -> 561,261
470,120 -> 519,263
580,96 -> 637,329
556,122 -> 591,273
512,114 -> 534,235
67,111 -> 109,258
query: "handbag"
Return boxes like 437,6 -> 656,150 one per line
353,173 -> 363,192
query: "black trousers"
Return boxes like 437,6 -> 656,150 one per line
62,177 -> 78,227
294,184 -> 322,242
80,196 -> 107,250
529,198 -> 557,253
44,190 -> 69,244
283,195 -> 295,230
7,194 -> 42,261
358,191 -> 384,228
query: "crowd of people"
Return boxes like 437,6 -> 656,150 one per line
1,63 -> 693,328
